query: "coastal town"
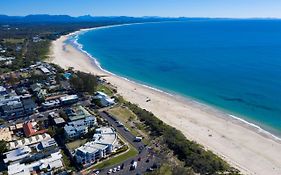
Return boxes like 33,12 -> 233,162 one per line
2,10 -> 281,175
0,61 -> 161,175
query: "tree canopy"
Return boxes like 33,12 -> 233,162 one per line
70,71 -> 97,94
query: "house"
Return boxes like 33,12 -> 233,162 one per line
64,116 -> 96,138
36,138 -> 58,152
7,151 -> 64,175
65,105 -> 93,121
42,99 -> 60,109
59,94 -> 78,105
4,146 -> 32,164
7,163 -> 29,175
93,91 -> 115,107
38,65 -> 51,75
23,121 -> 47,137
8,133 -> 51,150
75,127 -> 117,165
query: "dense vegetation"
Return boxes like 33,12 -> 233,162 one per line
125,102 -> 239,175
70,71 -> 97,94
0,140 -> 8,154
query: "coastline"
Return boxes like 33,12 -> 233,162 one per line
48,26 -> 281,175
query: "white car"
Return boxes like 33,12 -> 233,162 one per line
113,167 -> 117,173
117,166 -> 121,171
107,169 -> 112,174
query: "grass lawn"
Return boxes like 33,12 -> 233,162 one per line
108,106 -> 137,123
97,84 -> 114,97
66,139 -> 87,151
94,145 -> 138,170
108,106 -> 150,145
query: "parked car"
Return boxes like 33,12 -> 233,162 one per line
117,166 -> 121,171
107,169 -> 112,174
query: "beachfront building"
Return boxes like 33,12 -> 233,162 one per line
74,127 -> 117,165
93,91 -> 115,107
64,116 -> 96,139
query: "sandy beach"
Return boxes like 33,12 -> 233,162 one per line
49,29 -> 281,175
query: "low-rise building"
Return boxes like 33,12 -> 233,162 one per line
64,116 -> 96,138
8,133 -> 51,150
93,91 -> 115,107
75,127 -> 117,165
23,121 -> 47,137
60,94 -> 78,105
65,105 -> 93,121
42,99 -> 60,109
4,146 -> 32,164
7,151 -> 64,175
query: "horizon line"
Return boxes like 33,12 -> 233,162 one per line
1,14 -> 281,20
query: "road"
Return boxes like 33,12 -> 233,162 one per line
84,111 -> 159,175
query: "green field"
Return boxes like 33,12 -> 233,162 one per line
66,139 -> 87,151
97,84 -> 115,97
94,145 -> 138,170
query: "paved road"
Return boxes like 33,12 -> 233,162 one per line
85,111 -> 159,175
4,108 -> 59,127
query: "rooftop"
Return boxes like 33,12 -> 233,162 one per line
60,94 -> 78,102
4,146 -> 31,163
75,127 -> 117,155
9,133 -> 51,150
23,121 -> 47,137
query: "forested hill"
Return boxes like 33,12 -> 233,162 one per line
0,14 -> 191,24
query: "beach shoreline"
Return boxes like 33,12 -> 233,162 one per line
48,26 -> 281,175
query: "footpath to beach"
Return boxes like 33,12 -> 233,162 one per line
49,30 -> 281,175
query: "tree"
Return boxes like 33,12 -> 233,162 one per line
0,140 -> 8,154
70,71 -> 97,94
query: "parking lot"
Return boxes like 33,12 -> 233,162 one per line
85,111 -> 159,175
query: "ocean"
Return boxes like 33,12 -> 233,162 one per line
74,20 -> 281,137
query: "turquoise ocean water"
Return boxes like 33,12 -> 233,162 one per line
74,20 -> 281,137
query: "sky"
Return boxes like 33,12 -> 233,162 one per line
1,0 -> 281,18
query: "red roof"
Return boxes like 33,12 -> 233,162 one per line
23,121 -> 47,137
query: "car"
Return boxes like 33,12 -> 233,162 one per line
146,159 -> 150,163
94,170 -> 100,174
117,166 -> 121,171
107,169 -> 112,174
121,163 -> 124,169
113,167 -> 117,173
146,168 -> 154,172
